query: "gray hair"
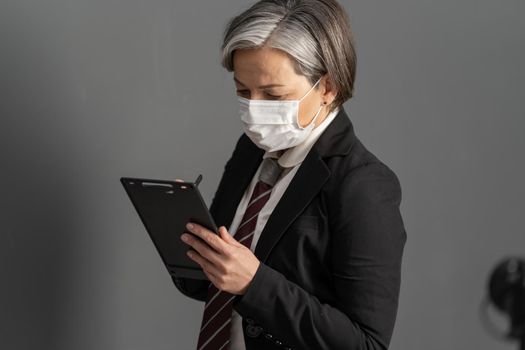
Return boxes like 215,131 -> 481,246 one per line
221,0 -> 357,111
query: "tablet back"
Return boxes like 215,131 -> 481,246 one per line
120,177 -> 218,280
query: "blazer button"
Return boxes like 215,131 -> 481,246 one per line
246,324 -> 264,338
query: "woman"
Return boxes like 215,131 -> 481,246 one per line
173,0 -> 406,349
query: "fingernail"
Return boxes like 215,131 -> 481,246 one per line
181,234 -> 188,242
186,223 -> 194,230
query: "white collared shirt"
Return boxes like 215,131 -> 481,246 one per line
227,108 -> 340,350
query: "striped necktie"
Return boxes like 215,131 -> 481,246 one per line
195,157 -> 284,350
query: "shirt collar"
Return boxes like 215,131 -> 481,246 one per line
262,107 -> 340,168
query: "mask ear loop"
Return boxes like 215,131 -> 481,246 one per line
298,78 -> 322,102
297,78 -> 325,129
298,102 -> 326,130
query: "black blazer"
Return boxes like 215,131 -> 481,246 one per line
173,108 -> 407,350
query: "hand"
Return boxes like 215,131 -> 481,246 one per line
180,222 -> 261,295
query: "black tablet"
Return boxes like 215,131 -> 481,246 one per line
120,175 -> 218,280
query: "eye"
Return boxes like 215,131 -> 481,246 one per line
265,92 -> 282,100
236,90 -> 250,98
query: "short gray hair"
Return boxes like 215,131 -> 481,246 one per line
221,0 -> 357,111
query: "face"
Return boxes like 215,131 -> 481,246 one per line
232,47 -> 336,128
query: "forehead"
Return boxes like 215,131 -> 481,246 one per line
232,47 -> 300,85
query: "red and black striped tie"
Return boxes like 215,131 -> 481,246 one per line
195,158 -> 283,350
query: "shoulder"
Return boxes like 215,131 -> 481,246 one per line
325,136 -> 401,193
322,136 -> 407,256
233,132 -> 260,155
321,136 -> 403,215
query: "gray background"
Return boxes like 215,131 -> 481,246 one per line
1,0 -> 524,349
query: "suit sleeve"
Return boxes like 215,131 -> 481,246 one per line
232,162 -> 407,349
171,276 -> 209,302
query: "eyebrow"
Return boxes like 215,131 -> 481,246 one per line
234,76 -> 286,89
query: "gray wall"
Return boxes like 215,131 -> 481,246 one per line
1,1 -> 523,349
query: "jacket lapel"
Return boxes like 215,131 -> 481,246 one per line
212,108 -> 357,263
254,108 -> 356,262
253,147 -> 330,262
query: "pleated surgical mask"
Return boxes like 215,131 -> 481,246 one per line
238,78 -> 323,152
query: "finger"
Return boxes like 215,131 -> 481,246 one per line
182,232 -> 224,267
187,249 -> 222,277
219,226 -> 241,247
204,270 -> 222,290
186,222 -> 229,254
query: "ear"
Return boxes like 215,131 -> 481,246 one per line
320,74 -> 338,106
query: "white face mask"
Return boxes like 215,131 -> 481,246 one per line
238,78 -> 323,153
